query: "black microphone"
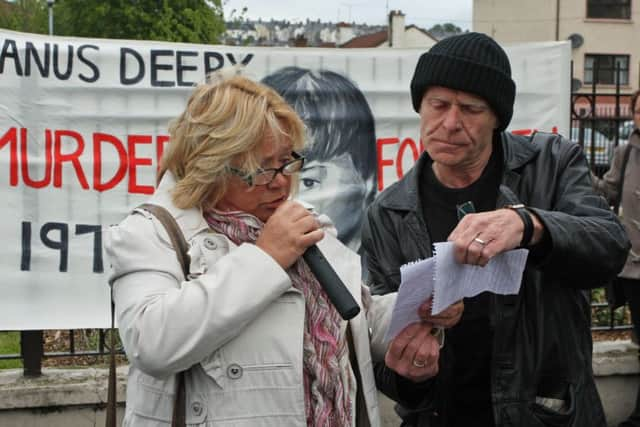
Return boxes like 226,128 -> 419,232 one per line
302,245 -> 361,320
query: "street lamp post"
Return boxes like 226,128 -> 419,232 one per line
47,0 -> 54,35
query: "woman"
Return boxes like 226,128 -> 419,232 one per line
105,72 -> 458,426
592,89 -> 640,427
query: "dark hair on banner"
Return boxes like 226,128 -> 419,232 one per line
262,66 -> 377,184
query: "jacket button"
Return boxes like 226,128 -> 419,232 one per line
227,363 -> 243,379
204,237 -> 217,250
191,401 -> 203,416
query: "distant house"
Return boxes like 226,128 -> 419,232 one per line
341,10 -> 438,48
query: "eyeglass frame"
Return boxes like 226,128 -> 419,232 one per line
228,151 -> 305,186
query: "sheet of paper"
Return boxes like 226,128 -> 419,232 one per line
384,242 -> 528,342
432,242 -> 528,314
383,257 -> 436,343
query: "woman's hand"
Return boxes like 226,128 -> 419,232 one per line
385,322 -> 440,382
256,201 -> 324,269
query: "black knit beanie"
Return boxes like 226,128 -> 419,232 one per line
410,32 -> 516,131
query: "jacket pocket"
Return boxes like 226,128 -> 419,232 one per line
130,369 -> 208,424
499,384 -> 576,427
206,361 -> 303,424
529,382 -> 576,427
200,293 -> 305,423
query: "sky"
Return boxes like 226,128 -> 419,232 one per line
222,0 -> 473,31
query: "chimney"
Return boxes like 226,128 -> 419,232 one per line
388,10 -> 405,48
336,22 -> 355,45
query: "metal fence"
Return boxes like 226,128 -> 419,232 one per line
0,329 -> 123,376
571,63 -> 633,177
571,62 -> 634,332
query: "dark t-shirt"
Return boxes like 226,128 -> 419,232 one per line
419,142 -> 502,426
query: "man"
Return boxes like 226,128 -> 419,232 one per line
262,67 -> 377,252
592,89 -> 640,427
361,32 -> 630,427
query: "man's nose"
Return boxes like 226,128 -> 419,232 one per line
442,106 -> 463,132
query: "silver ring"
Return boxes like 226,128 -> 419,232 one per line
473,237 -> 487,246
412,359 -> 426,368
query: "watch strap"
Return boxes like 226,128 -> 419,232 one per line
506,204 -> 534,248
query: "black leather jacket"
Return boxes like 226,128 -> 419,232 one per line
362,132 -> 630,427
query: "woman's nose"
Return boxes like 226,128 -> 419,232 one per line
268,170 -> 289,188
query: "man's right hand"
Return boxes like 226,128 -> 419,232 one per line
256,201 -> 324,269
419,298 -> 463,328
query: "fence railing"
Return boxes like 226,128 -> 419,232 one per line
0,329 -> 124,376
571,61 -> 633,334
571,62 -> 633,176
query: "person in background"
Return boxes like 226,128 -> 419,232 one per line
361,32 -> 630,427
262,67 -> 377,253
105,70 -> 462,426
592,89 -> 640,427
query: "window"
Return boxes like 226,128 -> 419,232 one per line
584,54 -> 629,85
586,0 -> 631,19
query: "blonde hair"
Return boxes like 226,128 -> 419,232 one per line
158,70 -> 306,210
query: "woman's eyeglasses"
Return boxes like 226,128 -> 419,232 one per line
229,152 -> 305,186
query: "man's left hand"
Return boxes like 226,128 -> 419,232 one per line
447,208 -> 542,266
385,322 -> 440,382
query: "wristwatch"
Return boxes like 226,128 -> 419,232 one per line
505,204 -> 534,248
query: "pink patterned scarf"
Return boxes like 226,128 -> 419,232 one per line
204,209 -> 352,427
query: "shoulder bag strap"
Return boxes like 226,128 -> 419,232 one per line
137,203 -> 188,427
105,292 -> 118,427
106,203 -> 190,427
137,203 -> 191,278
613,143 -> 633,215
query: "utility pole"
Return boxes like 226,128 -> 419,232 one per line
47,0 -> 55,35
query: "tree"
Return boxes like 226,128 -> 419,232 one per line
53,0 -> 225,43
0,0 -> 48,34
428,22 -> 463,40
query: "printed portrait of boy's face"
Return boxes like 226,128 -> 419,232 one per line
298,152 -> 372,252
261,66 -> 377,252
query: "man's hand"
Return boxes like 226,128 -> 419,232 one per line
385,322 -> 440,382
418,298 -> 463,328
447,208 -> 543,266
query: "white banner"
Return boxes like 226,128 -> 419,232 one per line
0,30 -> 570,329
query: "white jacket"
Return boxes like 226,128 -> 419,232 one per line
105,173 -> 395,426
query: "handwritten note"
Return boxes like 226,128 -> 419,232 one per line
384,242 -> 528,342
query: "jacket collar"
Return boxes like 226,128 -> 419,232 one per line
146,172 -> 210,241
378,132 -> 540,212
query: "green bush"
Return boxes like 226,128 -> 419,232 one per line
0,332 -> 22,369
591,287 -> 631,328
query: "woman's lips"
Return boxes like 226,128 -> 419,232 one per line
264,195 -> 287,207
